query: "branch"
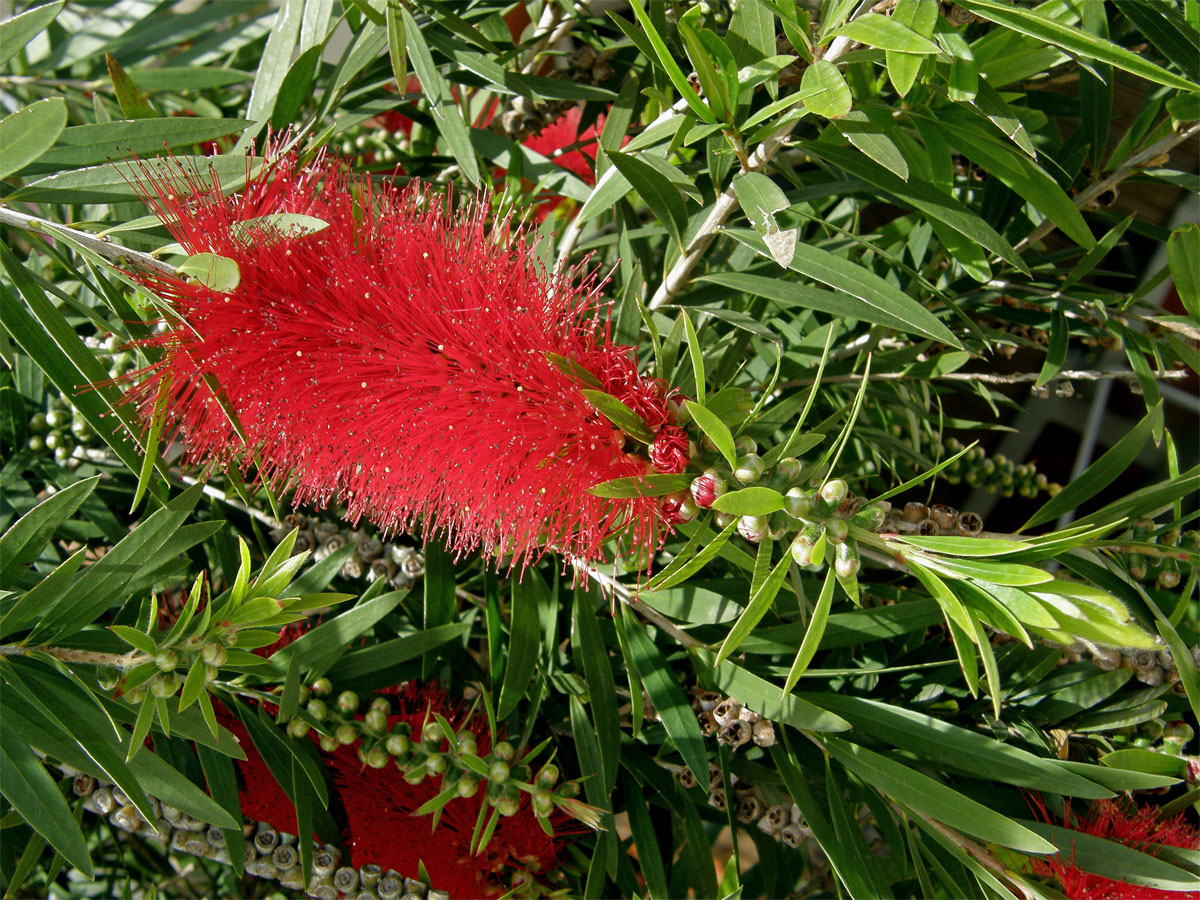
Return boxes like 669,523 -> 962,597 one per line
0,644 -> 149,667
569,556 -> 708,650
780,367 -> 1191,389
1015,121 -> 1200,253
0,206 -> 177,276
645,0 -> 873,311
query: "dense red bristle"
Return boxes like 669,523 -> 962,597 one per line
124,147 -> 680,570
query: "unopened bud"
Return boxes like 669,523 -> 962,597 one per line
386,733 -> 410,756
457,776 -> 480,798
835,540 -> 861,578
489,760 -> 511,783
738,515 -> 770,543
853,502 -> 889,531
785,487 -> 812,519
493,741 -> 515,762
536,764 -> 559,789
532,790 -> 554,817
734,454 -> 765,484
310,677 -> 333,695
734,436 -> 757,456
319,735 -> 338,752
201,643 -> 228,666
825,518 -> 848,544
690,470 -> 727,508
366,746 -> 389,768
775,457 -> 802,481
287,719 -> 311,739
819,478 -> 848,506
336,691 -> 359,714
150,673 -> 179,698
307,699 -> 328,721
336,723 -> 357,745
155,650 -> 178,672
369,697 -> 391,714
426,753 -> 448,775
422,721 -> 444,744
365,710 -> 388,733
790,524 -> 824,567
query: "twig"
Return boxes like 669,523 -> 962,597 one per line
519,2 -> 570,75
0,644 -> 149,667
779,367 -> 1191,389
645,0 -> 874,311
1014,121 -> 1200,253
570,556 -> 708,650
0,206 -> 177,276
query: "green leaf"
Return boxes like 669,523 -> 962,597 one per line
227,213 -> 329,244
497,571 -> 544,720
625,0 -> 719,125
385,0 -> 407,95
782,566 -> 836,694
195,744 -> 245,875
607,150 -> 689,249
572,589 -> 621,795
680,310 -> 705,401
887,0 -> 939,96
1167,223 -> 1200,320
1036,311 -> 1069,388
1023,402 -> 1164,530
0,99 -> 68,181
0,475 -> 97,589
0,725 -> 92,878
587,473 -> 691,499
800,60 -> 852,118
0,1 -> 64,68
545,352 -> 602,388
401,4 -> 480,185
685,400 -> 737,469
715,551 -> 791,664
325,622 -> 470,687
10,154 -> 262,204
732,172 -> 796,267
624,621 -> 709,785
1114,0 -> 1200,84
1100,748 -> 1186,779
178,655 -> 208,712
0,549 -> 86,639
646,518 -> 740,592
108,624 -> 158,657
828,11 -> 940,53
836,111 -> 909,181
700,650 -> 850,732
246,0 -> 302,130
105,51 -> 155,119
891,535 -> 1032,557
269,590 -> 408,675
178,252 -> 240,293
711,487 -> 786,517
824,736 -> 1055,853
581,389 -> 656,444
956,0 -> 1197,91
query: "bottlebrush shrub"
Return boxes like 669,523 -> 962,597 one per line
1,2 -> 1198,899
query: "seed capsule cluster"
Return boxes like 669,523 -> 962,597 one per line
1055,639 -> 1199,696
669,762 -> 811,848
689,690 -> 776,751
69,769 -> 447,900
268,513 -> 425,591
942,438 -> 1061,499
491,47 -> 616,141
1116,520 -> 1196,591
289,679 -> 588,827
879,500 -> 987,538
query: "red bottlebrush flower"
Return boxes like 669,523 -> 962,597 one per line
124,147 -> 678,570
214,704 -> 302,835
520,105 -> 604,186
328,683 -> 567,899
649,425 -> 691,474
1027,794 -> 1200,900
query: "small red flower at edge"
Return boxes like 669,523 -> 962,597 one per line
124,146 -> 683,572
1027,793 -> 1200,900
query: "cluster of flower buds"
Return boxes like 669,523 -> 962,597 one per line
335,119 -> 406,166
268,513 -> 425,591
287,678 -> 594,828
1056,639 -> 1199,696
69,768 -> 448,900
492,47 -> 614,141
1112,717 -> 1199,768
984,295 -> 1121,355
107,626 -> 236,705
1116,520 -> 1196,591
688,689 -> 776,751
941,438 -> 1061,499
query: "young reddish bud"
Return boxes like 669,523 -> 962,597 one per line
690,470 -> 726,508
661,492 -> 699,524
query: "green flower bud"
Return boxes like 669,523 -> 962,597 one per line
819,478 -> 848,507
288,719 -> 311,738
28,412 -> 46,433
369,697 -> 391,714
775,457 -> 802,481
319,735 -> 338,753
386,733 -> 411,756
306,698 -> 328,721
366,746 -> 389,769
422,721 -> 444,744
44,430 -> 64,450
852,502 -> 888,531
784,487 -> 812,519
835,540 -> 861,578
426,753 -> 447,775
825,518 -> 848,544
203,664 -> 219,684
336,691 -> 359,714
150,673 -> 179,698
155,650 -> 178,672
336,723 -> 357,745
456,734 -> 478,757
310,677 -> 333,696
734,454 -> 765,485
365,710 -> 388,734
492,741 -> 515,762
489,760 -> 511,784
404,764 -> 427,785
44,409 -> 66,429
536,764 -> 559,789
532,790 -> 554,817
201,643 -> 228,667
496,788 -> 520,817
457,775 -> 480,798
